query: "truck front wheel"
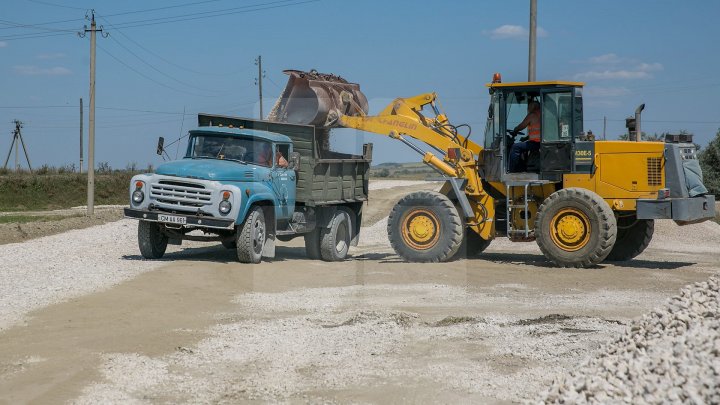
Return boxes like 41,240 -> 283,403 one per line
236,206 -> 266,264
138,220 -> 168,259
320,209 -> 352,261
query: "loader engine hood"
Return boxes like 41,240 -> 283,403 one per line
267,69 -> 368,127
155,159 -> 264,182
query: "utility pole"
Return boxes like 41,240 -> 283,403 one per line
79,97 -> 84,173
3,120 -> 32,173
255,55 -> 265,119
79,10 -> 106,216
528,0 -> 537,82
603,116 -> 607,140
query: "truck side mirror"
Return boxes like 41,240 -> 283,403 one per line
156,137 -> 165,156
288,152 -> 300,170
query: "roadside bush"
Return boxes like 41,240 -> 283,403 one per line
699,129 -> 720,196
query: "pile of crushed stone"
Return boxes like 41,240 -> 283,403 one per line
540,276 -> 720,404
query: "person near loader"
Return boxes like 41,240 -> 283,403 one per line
509,100 -> 541,172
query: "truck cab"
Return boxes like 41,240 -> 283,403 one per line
124,115 -> 371,264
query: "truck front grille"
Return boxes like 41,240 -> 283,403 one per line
647,157 -> 662,186
150,180 -> 213,208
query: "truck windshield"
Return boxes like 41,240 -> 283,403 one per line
187,134 -> 273,167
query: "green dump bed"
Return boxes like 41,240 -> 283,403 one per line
197,114 -> 371,206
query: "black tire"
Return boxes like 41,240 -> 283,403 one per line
304,228 -> 322,260
451,229 -> 492,260
138,220 -> 168,259
221,240 -> 237,249
236,206 -> 266,264
320,210 -> 352,261
535,188 -> 617,268
387,191 -> 463,263
605,216 -> 654,261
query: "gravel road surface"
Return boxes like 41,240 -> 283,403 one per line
0,182 -> 717,404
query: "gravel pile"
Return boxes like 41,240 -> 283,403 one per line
540,276 -> 720,404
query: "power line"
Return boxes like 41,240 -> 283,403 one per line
26,0 -> 87,10
97,15 -> 252,77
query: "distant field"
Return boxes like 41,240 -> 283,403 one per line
0,172 -> 135,211
369,162 -> 436,180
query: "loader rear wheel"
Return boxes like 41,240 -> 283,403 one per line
535,188 -> 616,268
605,216 -> 654,261
388,191 -> 463,263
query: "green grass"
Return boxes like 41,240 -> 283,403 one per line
0,172 -> 136,212
0,213 -> 84,224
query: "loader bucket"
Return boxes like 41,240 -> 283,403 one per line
267,69 -> 368,127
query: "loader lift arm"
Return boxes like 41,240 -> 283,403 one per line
338,92 -> 496,242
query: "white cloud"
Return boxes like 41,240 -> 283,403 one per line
0,41 -> 7,48
588,53 -> 622,64
13,65 -> 72,76
573,56 -> 663,81
36,52 -> 66,60
584,86 -> 630,98
486,24 -> 548,40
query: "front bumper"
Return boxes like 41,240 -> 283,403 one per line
636,195 -> 716,224
124,208 -> 235,229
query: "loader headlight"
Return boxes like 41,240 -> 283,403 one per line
219,200 -> 232,215
132,190 -> 144,204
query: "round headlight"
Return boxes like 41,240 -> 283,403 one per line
219,200 -> 232,215
132,190 -> 144,204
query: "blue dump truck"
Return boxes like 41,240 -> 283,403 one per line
124,113 -> 372,263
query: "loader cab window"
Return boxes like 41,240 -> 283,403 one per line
505,92 -> 538,134
542,92 -> 573,142
483,92 -> 501,149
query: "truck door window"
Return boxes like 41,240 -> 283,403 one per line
276,144 -> 290,168
542,92 -> 572,142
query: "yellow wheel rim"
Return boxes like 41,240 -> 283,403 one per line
549,208 -> 591,252
401,209 -> 440,250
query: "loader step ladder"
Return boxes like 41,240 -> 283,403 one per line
505,180 -> 550,239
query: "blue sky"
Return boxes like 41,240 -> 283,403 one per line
1,0 -> 719,169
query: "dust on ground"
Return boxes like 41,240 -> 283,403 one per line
0,182 -> 718,404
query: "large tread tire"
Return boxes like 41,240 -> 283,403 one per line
387,191 -> 463,263
138,220 -> 168,259
320,210 -> 352,262
304,229 -> 322,260
452,229 -> 492,260
236,206 -> 266,264
605,217 -> 654,261
535,188 -> 617,268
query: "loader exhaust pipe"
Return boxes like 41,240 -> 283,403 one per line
635,103 -> 645,142
267,69 -> 369,128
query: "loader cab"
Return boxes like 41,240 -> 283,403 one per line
481,80 -> 586,182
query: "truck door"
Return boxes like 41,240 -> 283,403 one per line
271,143 -> 296,220
539,89 -> 574,173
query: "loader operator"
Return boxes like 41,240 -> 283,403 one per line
509,100 -> 541,172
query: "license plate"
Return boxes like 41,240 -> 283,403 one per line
158,214 -> 187,225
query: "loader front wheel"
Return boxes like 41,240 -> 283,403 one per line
388,191 -> 463,263
535,188 -> 616,268
604,216 -> 654,261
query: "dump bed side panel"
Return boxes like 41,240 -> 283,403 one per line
197,114 -> 370,206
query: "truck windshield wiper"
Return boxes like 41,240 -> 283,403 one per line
192,155 -> 247,164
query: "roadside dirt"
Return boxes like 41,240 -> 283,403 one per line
0,207 -> 123,245
0,184 -> 718,403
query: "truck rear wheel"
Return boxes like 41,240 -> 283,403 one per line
304,229 -> 322,260
320,209 -> 352,261
388,191 -> 463,263
535,188 -> 616,268
605,216 -> 654,261
138,220 -> 168,259
236,206 -> 266,264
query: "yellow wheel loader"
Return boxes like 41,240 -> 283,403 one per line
271,70 -> 715,267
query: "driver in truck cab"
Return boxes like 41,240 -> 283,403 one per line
256,142 -> 288,168
509,100 -> 541,172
